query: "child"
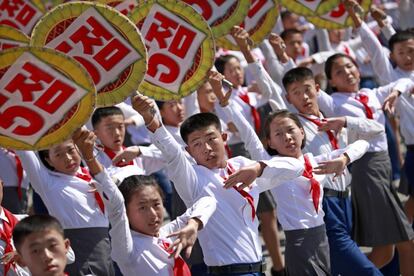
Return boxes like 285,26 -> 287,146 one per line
72,128 -> 217,276
16,141 -> 114,275
132,92 -> 305,275
346,0 -> 414,86
209,70 -> 371,275
0,148 -> 29,214
321,52 -> 414,274
91,106 -> 165,179
12,215 -> 69,276
230,25 -> 384,275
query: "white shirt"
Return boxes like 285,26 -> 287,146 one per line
16,151 -> 108,229
93,170 -> 216,276
317,78 -> 414,152
357,22 -> 414,86
245,61 -> 383,191
0,149 -> 29,189
0,210 -> 29,276
150,126 -> 304,266
396,91 -> 414,145
95,145 -> 165,182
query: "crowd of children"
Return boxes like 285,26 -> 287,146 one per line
1,0 -> 414,275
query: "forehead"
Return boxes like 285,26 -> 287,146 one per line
224,57 -> 241,69
99,114 -> 124,126
286,78 -> 315,93
23,229 -> 63,247
332,56 -> 354,68
393,38 -> 414,50
286,33 -> 302,42
131,186 -> 162,203
188,125 -> 221,141
270,116 -> 297,129
49,140 -> 74,153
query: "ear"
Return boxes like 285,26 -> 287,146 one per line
185,146 -> 191,155
221,132 -> 228,142
14,252 -> 26,267
315,82 -> 320,93
389,51 -> 395,63
44,156 -> 55,169
64,238 -> 70,253
285,93 -> 292,104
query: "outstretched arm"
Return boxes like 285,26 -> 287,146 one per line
131,94 -> 199,206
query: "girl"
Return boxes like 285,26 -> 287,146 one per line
209,70 -> 370,276
16,141 -> 114,275
320,53 -> 414,274
72,128 -> 216,276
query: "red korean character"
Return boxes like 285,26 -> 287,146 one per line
147,53 -> 179,83
34,79 -> 76,114
5,62 -> 54,102
145,12 -> 178,49
0,105 -> 44,136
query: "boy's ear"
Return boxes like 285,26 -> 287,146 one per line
389,51 -> 396,63
285,93 -> 292,104
64,238 -> 70,252
221,132 -> 228,142
14,252 -> 26,267
315,83 -> 320,94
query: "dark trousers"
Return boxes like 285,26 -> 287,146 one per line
322,196 -> 382,276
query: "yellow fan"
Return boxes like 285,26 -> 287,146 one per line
0,46 -> 95,150
280,0 -> 340,17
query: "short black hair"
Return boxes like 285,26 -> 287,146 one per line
13,214 -> 65,252
389,30 -> 414,52
214,54 -> 239,74
264,110 -> 306,156
91,106 -> 124,129
324,53 -> 358,80
280,10 -> 293,21
180,112 -> 222,144
282,67 -> 315,91
280,28 -> 302,41
118,175 -> 163,208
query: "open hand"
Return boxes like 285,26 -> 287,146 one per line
112,146 -> 140,166
223,162 -> 262,190
314,154 -> 349,181
317,117 -> 346,133
382,89 -> 399,115
166,218 -> 201,259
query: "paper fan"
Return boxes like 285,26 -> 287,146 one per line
0,46 -> 95,150
306,0 -> 372,29
31,1 -> 147,107
0,25 -> 30,50
216,0 -> 279,50
129,0 -> 215,101
280,0 -> 340,17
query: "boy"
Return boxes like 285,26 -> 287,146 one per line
347,0 -> 414,85
232,25 -> 384,275
91,106 -> 165,180
131,92 -> 304,275
12,215 -> 70,276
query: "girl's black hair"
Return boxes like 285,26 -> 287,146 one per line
118,175 -> 164,208
38,149 -> 55,171
263,110 -> 306,156
324,53 -> 358,80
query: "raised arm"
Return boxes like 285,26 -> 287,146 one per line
130,94 -> 199,206
15,150 -> 51,197
345,0 -> 395,84
208,70 -> 270,161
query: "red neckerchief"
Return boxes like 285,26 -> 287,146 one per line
238,90 -> 261,133
299,115 -> 339,150
75,167 -> 105,214
0,208 -> 19,275
160,240 -> 191,276
7,150 -> 23,201
221,162 -> 256,220
103,146 -> 134,167
355,93 -> 374,119
302,155 -> 320,213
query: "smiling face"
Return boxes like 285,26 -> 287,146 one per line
45,141 -> 81,175
286,78 -> 320,116
223,57 -> 244,88
94,114 -> 125,151
160,100 -> 185,127
267,116 -> 305,158
17,229 -> 69,276
328,56 -> 360,92
390,39 -> 414,71
127,185 -> 164,236
185,125 -> 227,169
